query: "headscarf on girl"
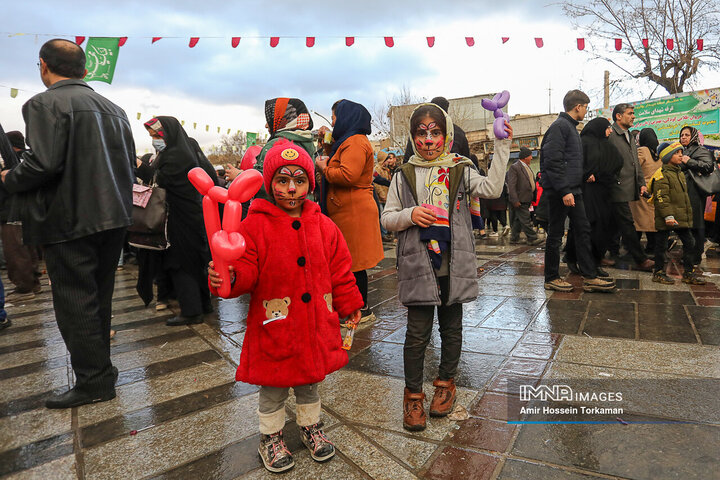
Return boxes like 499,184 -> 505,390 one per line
407,104 -> 474,269
639,128 -> 660,161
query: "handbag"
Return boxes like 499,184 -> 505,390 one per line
689,164 -> 720,196
127,182 -> 170,250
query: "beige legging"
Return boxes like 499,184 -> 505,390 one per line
257,383 -> 321,434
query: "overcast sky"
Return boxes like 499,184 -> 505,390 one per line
2,0 -> 719,153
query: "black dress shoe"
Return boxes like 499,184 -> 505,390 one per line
166,314 -> 203,326
45,387 -> 116,409
596,267 -> 610,277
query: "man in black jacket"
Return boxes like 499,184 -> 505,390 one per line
1,39 -> 135,408
539,90 -> 615,293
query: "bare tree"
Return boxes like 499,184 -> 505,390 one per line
371,85 -> 425,149
562,0 -> 720,94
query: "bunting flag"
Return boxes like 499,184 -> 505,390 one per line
666,38 -> 674,50
189,37 -> 199,48
535,38 -> 544,48
10,88 -> 18,98
181,120 -> 185,126
118,37 -> 128,47
75,36 -> 85,45
206,125 -> 209,131
227,128 -> 231,134
232,37 -> 241,48
246,132 -> 257,148
615,38 -> 622,50
270,37 -> 279,47
427,36 -> 435,48
137,112 -> 141,120
345,36 -> 354,46
502,37 -> 509,44
697,39 -> 704,51
152,37 -> 162,44
84,37 -> 120,84
465,37 -> 475,47
642,38 -> 649,48
577,38 -> 585,50
217,127 -> 221,133
306,37 -> 315,47
194,122 -> 197,129
384,37 -> 394,47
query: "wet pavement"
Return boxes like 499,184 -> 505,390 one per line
1,236 -> 719,479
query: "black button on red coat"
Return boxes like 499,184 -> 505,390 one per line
301,293 -> 311,303
297,257 -> 306,266
292,220 -> 301,230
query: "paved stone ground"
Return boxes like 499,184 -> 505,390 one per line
1,236 -> 719,479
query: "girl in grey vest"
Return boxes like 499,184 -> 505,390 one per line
381,104 -> 511,431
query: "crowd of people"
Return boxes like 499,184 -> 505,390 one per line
1,38 -> 719,474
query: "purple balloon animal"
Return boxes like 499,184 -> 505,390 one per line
481,91 -> 511,139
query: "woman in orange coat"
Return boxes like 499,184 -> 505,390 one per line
316,100 -> 384,322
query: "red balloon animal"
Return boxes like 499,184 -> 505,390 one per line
188,167 -> 263,298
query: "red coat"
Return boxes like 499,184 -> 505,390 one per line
210,199 -> 364,388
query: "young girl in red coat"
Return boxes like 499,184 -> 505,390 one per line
209,139 -> 363,473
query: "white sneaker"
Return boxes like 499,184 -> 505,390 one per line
489,232 -> 499,237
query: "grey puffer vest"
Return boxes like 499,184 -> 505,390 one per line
395,163 -> 478,306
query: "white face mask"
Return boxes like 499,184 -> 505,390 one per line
152,138 -> 166,152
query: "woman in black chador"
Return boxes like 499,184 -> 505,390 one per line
565,117 -> 623,275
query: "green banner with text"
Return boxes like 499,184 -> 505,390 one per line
84,37 -> 120,84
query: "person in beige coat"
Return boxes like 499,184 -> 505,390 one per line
629,128 -> 662,253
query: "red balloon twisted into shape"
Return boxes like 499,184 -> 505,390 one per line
188,167 -> 263,298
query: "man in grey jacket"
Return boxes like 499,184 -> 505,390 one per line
608,104 -> 654,270
507,147 -> 543,245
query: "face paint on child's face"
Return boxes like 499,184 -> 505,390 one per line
272,165 -> 309,214
413,115 -> 445,161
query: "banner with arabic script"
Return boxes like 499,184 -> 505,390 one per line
84,37 -> 120,84
591,87 -> 720,144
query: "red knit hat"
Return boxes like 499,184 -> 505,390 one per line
263,139 -> 315,194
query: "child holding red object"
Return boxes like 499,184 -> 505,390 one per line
208,139 -> 362,473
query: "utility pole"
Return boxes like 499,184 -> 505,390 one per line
604,71 -> 610,109
548,83 -> 552,114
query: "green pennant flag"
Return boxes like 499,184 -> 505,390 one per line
246,132 -> 257,148
84,37 -> 120,84
10,88 -> 18,98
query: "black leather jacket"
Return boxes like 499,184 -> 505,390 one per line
4,79 -> 135,245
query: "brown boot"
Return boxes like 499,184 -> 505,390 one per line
403,388 -> 426,431
429,378 -> 456,417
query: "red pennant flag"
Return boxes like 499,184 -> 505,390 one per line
642,38 -> 649,48
615,38 -> 622,50
697,39 -> 704,51
270,37 -> 279,47
118,37 -> 128,47
502,37 -> 509,44
666,38 -> 674,50
465,37 -> 475,47
577,38 -> 585,50
426,36 -> 435,48
189,37 -> 199,48
152,37 -> 162,44
345,36 -> 354,47
535,38 -> 544,48
306,37 -> 315,47
75,36 -> 85,45
384,37 -> 394,47
231,37 -> 241,48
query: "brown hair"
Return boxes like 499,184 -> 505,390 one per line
410,105 -> 447,138
563,90 -> 590,112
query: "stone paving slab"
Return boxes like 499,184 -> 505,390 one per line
2,238 -> 719,479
